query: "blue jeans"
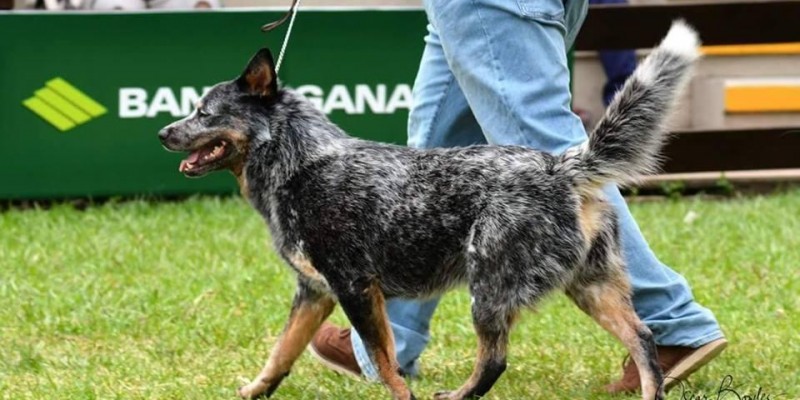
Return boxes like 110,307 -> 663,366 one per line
352,0 -> 723,380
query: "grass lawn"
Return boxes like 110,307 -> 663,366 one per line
1,190 -> 798,399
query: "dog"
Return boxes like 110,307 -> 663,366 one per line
158,21 -> 700,400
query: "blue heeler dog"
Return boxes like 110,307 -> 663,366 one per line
159,21 -> 701,400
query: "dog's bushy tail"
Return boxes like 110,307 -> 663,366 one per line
558,20 -> 700,188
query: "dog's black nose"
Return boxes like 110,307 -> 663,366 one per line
158,127 -> 174,144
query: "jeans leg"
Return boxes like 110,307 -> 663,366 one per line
424,0 -> 587,152
351,24 -> 487,381
408,24 -> 488,149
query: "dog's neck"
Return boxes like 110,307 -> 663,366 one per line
243,89 -> 349,210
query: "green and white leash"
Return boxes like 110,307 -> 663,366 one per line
262,0 -> 302,74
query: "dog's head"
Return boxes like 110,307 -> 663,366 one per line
158,48 -> 279,177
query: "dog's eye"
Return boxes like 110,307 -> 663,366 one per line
197,108 -> 210,117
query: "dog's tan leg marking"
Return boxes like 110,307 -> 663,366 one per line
287,252 -> 329,288
238,293 -> 335,399
338,283 -> 410,400
567,272 -> 664,400
363,284 -> 410,400
577,195 -> 606,243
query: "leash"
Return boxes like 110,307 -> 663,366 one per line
261,0 -> 301,74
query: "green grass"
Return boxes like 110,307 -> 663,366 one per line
1,191 -> 798,399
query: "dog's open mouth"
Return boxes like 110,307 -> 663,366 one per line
179,139 -> 230,176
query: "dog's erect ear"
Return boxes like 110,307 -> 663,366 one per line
237,48 -> 278,98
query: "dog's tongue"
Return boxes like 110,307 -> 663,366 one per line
186,151 -> 201,164
179,151 -> 203,172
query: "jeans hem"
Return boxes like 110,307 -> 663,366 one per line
352,333 -> 380,381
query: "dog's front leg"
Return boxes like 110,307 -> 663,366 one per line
238,280 -> 336,399
336,280 -> 416,400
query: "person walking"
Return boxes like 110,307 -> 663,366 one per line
310,0 -> 727,393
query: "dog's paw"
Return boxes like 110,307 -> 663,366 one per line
237,381 -> 267,399
433,390 -> 456,400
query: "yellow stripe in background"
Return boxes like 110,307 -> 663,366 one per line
725,86 -> 800,113
702,43 -> 800,56
46,77 -> 107,117
34,88 -> 91,124
22,97 -> 76,131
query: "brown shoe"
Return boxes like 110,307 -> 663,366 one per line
308,322 -> 362,378
605,338 -> 728,393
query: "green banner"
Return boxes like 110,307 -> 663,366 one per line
1,9 -> 427,199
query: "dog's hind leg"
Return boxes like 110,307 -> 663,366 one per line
336,279 -> 416,400
238,279 -> 336,399
566,222 -> 665,400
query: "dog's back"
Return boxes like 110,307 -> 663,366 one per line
266,20 -> 701,303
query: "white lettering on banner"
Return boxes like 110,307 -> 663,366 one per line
180,87 -> 205,116
118,85 -> 411,118
355,84 -> 386,114
323,85 -> 356,114
386,84 -> 412,113
304,84 -> 413,114
119,86 -> 211,119
146,87 -> 181,118
296,85 -> 324,110
118,88 -> 148,118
